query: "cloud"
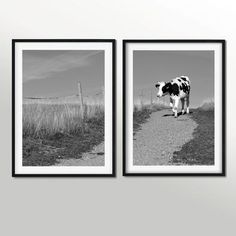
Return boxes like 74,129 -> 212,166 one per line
23,51 -> 101,82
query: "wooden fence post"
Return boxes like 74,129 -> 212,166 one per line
140,89 -> 144,108
78,81 -> 84,133
150,90 -> 153,106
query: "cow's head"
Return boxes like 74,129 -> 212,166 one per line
155,82 -> 171,97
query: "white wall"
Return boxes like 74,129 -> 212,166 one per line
0,0 -> 235,235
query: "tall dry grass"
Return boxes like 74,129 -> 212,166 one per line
23,99 -> 104,138
133,98 -> 169,112
199,98 -> 214,111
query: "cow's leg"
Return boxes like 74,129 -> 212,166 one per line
170,97 -> 174,113
186,96 -> 190,114
173,98 -> 179,118
181,98 -> 185,115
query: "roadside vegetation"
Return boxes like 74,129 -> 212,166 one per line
133,101 -> 169,134
23,98 -> 104,166
170,99 -> 215,165
199,98 -> 214,111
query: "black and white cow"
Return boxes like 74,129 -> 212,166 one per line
155,76 -> 190,118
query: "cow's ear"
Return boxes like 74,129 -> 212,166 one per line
166,82 -> 172,93
165,82 -> 172,90
155,82 -> 160,88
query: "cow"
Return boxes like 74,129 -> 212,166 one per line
155,76 -> 190,118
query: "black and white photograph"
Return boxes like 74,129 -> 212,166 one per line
12,39 -> 116,176
123,40 -> 225,176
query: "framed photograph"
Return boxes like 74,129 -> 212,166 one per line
123,40 -> 226,176
12,39 -> 116,177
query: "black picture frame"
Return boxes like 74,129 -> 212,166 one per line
123,39 -> 226,176
12,39 -> 116,177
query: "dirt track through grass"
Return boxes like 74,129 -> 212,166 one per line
133,110 -> 198,165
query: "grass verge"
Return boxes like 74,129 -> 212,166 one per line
170,109 -> 214,165
133,108 -> 152,134
23,116 -> 104,166
133,103 -> 169,135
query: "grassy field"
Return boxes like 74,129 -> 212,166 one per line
23,98 -> 104,166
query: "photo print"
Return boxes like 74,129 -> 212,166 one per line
13,39 -> 116,176
123,40 -> 226,176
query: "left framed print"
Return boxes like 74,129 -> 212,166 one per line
12,39 -> 116,177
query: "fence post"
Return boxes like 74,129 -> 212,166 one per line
150,90 -> 153,106
78,81 -> 84,133
140,89 -> 144,108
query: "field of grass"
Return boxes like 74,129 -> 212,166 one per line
23,98 -> 104,166
170,102 -> 215,165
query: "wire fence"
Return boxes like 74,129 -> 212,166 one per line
23,81 -> 104,106
23,82 -> 105,135
134,89 -> 169,106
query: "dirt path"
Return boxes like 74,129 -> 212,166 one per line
55,142 -> 104,166
133,110 -> 198,165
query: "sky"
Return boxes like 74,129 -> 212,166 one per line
133,50 -> 214,107
23,50 -> 104,98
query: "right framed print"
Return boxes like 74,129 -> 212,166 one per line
123,40 -> 226,176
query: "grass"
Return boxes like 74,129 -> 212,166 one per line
199,98 -> 214,111
23,99 -> 104,166
133,107 -> 151,134
133,102 -> 169,134
170,108 -> 214,165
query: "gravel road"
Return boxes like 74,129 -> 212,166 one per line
133,110 -> 198,165
55,142 -> 104,166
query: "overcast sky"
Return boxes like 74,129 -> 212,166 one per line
23,50 -> 104,98
133,50 -> 214,107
